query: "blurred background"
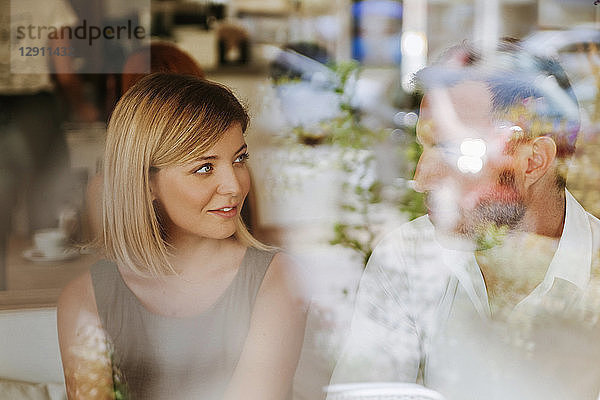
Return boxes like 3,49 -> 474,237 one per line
1,0 -> 599,398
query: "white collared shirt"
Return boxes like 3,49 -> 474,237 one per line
331,190 -> 600,400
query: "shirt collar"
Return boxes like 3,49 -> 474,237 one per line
536,189 -> 592,294
439,189 -> 593,317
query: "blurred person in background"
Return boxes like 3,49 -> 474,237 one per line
0,0 -> 98,289
120,41 -> 205,99
58,73 -> 307,400
329,39 -> 600,400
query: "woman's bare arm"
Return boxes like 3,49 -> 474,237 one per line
57,271 -> 114,400
223,252 -> 309,400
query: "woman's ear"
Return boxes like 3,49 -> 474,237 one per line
149,170 -> 158,201
524,136 -> 557,188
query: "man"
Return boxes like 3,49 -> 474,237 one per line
329,41 -> 600,400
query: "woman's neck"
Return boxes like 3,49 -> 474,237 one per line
167,235 -> 237,277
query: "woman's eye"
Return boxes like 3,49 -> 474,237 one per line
195,163 -> 213,174
234,153 -> 249,164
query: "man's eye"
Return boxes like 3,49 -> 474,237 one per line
234,153 -> 249,164
435,142 -> 460,155
195,164 -> 213,174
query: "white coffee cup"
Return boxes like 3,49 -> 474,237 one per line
33,228 -> 68,257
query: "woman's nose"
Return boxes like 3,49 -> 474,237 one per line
216,167 -> 242,196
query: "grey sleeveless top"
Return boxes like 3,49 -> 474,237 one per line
90,247 -> 276,400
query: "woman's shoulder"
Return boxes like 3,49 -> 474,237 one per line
57,268 -> 98,319
256,250 -> 309,309
266,251 -> 298,273
58,258 -> 121,322
57,267 -> 104,358
58,259 -> 119,309
57,267 -> 110,398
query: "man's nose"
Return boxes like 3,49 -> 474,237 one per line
413,150 -> 444,193
216,167 -> 242,197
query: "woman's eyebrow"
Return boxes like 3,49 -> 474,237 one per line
235,144 -> 248,154
196,155 -> 218,161
195,144 -> 247,161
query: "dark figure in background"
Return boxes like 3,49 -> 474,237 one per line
0,0 -> 98,290
121,41 -> 205,95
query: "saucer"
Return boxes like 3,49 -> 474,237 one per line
22,247 -> 80,263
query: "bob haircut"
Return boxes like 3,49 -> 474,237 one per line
103,72 -> 268,276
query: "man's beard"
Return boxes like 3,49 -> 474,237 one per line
430,169 -> 527,246
456,199 -> 526,242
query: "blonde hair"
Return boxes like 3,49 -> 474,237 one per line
103,73 -> 269,276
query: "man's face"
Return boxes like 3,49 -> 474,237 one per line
414,81 -> 527,242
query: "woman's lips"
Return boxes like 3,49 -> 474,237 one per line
208,206 -> 238,218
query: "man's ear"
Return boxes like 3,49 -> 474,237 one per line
524,136 -> 557,188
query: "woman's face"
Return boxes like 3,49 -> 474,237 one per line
150,123 -> 250,244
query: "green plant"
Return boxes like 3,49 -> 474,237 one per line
330,179 -> 383,266
323,62 -> 388,267
287,60 -> 385,149
272,60 -> 424,268
398,123 -> 426,220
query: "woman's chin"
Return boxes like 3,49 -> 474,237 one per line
207,227 -> 237,241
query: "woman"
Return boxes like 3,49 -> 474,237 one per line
58,73 -> 307,400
